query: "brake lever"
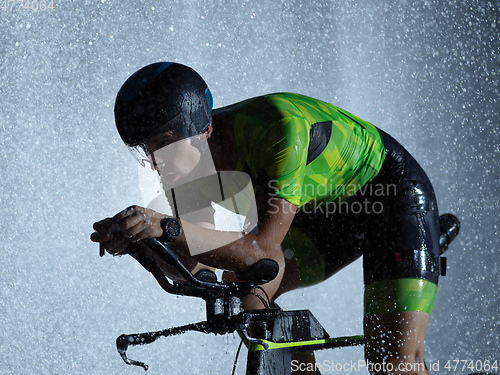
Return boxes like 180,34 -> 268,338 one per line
116,334 -> 149,371
116,321 -> 214,371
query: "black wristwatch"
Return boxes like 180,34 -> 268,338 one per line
160,217 -> 182,243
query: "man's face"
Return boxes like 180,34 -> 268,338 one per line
145,132 -> 203,184
136,128 -> 259,255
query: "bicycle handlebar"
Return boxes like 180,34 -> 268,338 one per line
109,237 -> 280,370
127,238 -> 279,297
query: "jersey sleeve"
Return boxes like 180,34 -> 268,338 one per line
257,116 -> 310,206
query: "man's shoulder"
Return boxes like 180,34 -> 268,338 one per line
212,94 -> 279,120
217,93 -> 350,124
212,93 -> 323,116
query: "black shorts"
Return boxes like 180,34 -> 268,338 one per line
287,128 -> 442,287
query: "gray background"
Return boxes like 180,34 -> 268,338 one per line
1,0 -> 498,374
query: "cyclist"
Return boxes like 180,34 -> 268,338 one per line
91,62 -> 460,375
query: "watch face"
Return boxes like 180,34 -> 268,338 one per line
167,221 -> 180,236
163,218 -> 181,241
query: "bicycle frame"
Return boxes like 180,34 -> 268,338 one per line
243,308 -> 363,375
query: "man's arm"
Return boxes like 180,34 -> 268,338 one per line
91,196 -> 297,274
173,196 -> 297,272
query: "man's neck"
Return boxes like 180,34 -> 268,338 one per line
208,113 -> 239,171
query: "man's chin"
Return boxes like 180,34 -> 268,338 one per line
159,172 -> 179,184
161,173 -> 196,189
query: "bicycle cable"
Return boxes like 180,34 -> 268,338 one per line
253,286 -> 271,306
231,286 -> 272,374
231,338 -> 244,375
247,291 -> 270,309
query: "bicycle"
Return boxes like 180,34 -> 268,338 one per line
108,237 -> 498,375
112,238 -> 363,374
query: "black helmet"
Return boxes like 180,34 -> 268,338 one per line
114,62 -> 213,147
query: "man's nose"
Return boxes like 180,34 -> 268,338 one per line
149,152 -> 163,169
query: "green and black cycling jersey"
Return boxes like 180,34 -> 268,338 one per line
215,92 -> 386,207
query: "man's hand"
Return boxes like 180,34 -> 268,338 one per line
91,206 -> 165,256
